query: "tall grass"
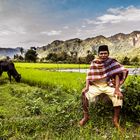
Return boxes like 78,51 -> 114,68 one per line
14,62 -> 134,69
15,62 -> 89,69
17,67 -> 86,91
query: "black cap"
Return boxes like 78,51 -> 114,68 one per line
98,45 -> 109,53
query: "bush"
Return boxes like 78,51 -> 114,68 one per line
121,76 -> 140,122
121,56 -> 130,65
131,56 -> 139,65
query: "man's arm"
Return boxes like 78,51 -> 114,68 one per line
119,70 -> 128,85
82,79 -> 90,93
115,75 -> 120,89
114,75 -> 123,99
82,61 -> 93,93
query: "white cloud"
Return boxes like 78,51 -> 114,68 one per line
82,6 -> 140,37
1,1 -> 140,48
0,30 -> 15,36
96,6 -> 140,24
41,30 -> 62,36
81,25 -> 86,28
63,26 -> 69,29
76,28 -> 82,36
107,7 -> 124,14
85,19 -> 96,24
97,14 -> 122,24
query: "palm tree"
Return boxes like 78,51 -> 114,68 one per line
20,47 -> 24,55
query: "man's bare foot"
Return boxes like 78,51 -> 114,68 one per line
114,121 -> 120,128
79,117 -> 90,126
113,120 -> 124,133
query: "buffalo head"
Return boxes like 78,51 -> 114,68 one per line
15,74 -> 21,82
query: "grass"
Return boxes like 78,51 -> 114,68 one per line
15,62 -> 90,70
0,63 -> 140,139
14,62 -> 137,70
0,82 -> 140,139
16,67 -> 86,91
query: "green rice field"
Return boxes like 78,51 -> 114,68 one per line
15,62 -> 89,70
16,67 -> 86,91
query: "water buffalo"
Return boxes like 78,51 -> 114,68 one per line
0,60 -> 21,82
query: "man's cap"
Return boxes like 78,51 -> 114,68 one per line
98,45 -> 109,53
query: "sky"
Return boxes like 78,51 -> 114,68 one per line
1,0 -> 140,48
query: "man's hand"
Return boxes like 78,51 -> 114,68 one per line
114,75 -> 123,99
82,87 -> 89,93
114,88 -> 123,99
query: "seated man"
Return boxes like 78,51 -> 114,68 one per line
79,45 -> 128,128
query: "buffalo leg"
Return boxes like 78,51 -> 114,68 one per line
7,72 -> 11,82
0,71 -> 3,76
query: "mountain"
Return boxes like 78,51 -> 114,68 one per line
0,47 -> 21,58
37,31 -> 140,59
1,31 -> 140,60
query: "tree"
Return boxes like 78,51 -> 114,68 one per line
131,56 -> 139,65
87,50 -> 91,55
25,49 -> 38,62
14,54 -> 24,61
18,55 -> 24,60
68,51 -> 78,63
121,56 -> 130,65
46,53 -> 58,62
14,54 -> 19,59
20,47 -> 24,55
57,51 -> 69,61
70,51 -> 74,57
86,54 -> 95,64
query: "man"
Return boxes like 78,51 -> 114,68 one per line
79,45 -> 128,128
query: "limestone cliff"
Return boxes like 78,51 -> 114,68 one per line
37,31 -> 140,59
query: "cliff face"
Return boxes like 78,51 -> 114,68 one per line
37,31 -> 140,59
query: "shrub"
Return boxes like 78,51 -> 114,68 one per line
121,56 -> 130,65
121,76 -> 140,122
131,56 -> 139,65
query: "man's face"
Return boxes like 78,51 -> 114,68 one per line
98,51 -> 109,61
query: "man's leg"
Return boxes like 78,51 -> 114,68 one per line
104,86 -> 123,129
113,106 -> 121,128
79,92 -> 90,126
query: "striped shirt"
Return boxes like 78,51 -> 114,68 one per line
86,57 -> 128,85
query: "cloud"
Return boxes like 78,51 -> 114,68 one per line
41,30 -> 62,36
82,6 -> 140,37
81,25 -> 86,28
0,1 -> 140,48
76,28 -> 82,36
0,30 -> 15,36
94,6 -> 140,24
97,14 -> 122,24
63,26 -> 69,29
85,19 -> 96,24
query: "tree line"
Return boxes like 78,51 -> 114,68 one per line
14,47 -> 95,64
13,47 -> 140,65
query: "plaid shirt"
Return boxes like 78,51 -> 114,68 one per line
86,57 -> 128,85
